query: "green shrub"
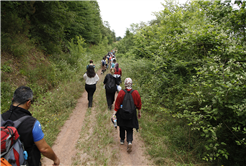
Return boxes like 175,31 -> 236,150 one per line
1,82 -> 16,113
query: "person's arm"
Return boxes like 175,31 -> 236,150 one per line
95,74 -> 99,83
133,90 -> 142,119
35,138 -> 60,166
103,74 -> 108,85
83,73 -> 87,80
112,90 -> 125,119
32,121 -> 60,166
138,109 -> 141,119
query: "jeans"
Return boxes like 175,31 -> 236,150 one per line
85,84 -> 96,107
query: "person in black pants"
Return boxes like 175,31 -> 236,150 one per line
103,68 -> 119,110
111,78 -> 142,153
83,65 -> 99,108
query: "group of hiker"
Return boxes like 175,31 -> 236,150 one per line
84,50 -> 142,153
1,50 -> 142,166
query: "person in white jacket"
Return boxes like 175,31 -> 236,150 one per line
83,65 -> 99,108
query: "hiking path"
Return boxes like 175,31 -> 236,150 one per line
42,69 -> 154,166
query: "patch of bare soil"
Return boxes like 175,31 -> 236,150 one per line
113,127 -> 154,166
42,69 -> 154,166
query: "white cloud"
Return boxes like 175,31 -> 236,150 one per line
97,0 -> 187,38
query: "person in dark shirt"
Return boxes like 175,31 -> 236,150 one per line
1,86 -> 60,166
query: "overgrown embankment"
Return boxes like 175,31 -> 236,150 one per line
112,1 -> 246,165
1,36 -> 110,146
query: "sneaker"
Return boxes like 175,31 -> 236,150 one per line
120,139 -> 124,145
127,141 -> 132,152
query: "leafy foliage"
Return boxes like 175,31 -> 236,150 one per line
1,1 -> 116,55
115,0 -> 246,165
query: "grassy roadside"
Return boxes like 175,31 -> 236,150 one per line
1,37 -> 111,148
115,54 -> 209,166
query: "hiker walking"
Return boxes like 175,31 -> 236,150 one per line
103,68 -> 119,110
111,58 -> 116,69
105,55 -> 109,69
83,65 -> 99,108
112,78 -> 142,152
101,57 -> 106,74
114,63 -> 122,85
86,60 -> 95,70
1,86 -> 60,166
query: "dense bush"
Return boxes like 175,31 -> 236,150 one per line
114,0 -> 246,165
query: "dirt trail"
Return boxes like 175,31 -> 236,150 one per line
42,69 -> 154,166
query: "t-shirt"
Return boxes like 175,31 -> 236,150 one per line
32,120 -> 44,142
111,63 -> 115,68
101,60 -> 106,66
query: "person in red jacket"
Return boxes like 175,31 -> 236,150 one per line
114,63 -> 122,84
112,78 -> 142,152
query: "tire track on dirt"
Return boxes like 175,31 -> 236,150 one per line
42,91 -> 88,166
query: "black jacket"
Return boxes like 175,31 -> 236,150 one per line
1,105 -> 41,166
103,74 -> 119,92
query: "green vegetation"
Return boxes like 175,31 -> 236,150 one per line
113,0 -> 246,165
1,0 -> 113,149
1,0 -> 245,165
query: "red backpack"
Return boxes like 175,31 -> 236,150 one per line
1,116 -> 29,166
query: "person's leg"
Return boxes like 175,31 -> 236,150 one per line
112,91 -> 116,105
126,127 -> 133,143
85,84 -> 90,107
107,92 -> 114,110
88,86 -> 93,107
126,127 -> 133,152
106,91 -> 111,109
119,126 -> 126,143
88,84 -> 96,107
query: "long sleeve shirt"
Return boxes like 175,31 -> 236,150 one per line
114,89 -> 142,112
114,68 -> 122,76
83,73 -> 99,85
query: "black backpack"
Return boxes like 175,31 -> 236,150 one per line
119,90 -> 136,120
105,75 -> 116,93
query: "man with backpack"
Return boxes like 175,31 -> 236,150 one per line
1,86 -> 60,166
112,78 -> 142,152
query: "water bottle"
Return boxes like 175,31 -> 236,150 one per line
113,119 -> 117,128
120,105 -> 123,108
23,151 -> 28,160
21,151 -> 28,166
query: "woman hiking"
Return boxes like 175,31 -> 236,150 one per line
114,63 -> 122,85
83,65 -> 99,108
103,68 -> 119,110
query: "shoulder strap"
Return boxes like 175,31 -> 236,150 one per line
0,114 -> 3,122
123,89 -> 134,94
130,89 -> 134,94
14,116 -> 31,129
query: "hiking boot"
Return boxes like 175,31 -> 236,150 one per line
127,141 -> 132,152
120,139 -> 124,145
